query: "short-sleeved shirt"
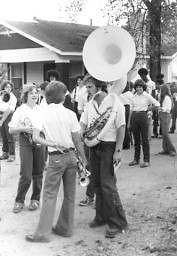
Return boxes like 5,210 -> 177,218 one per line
8,93 -> 17,111
32,103 -> 80,152
8,104 -> 42,129
130,91 -> 160,111
81,93 -> 125,142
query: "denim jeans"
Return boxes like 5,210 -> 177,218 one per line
90,141 -> 127,229
15,134 -> 46,203
0,113 -> 15,156
34,151 -> 77,240
159,112 -> 176,153
130,112 -> 150,162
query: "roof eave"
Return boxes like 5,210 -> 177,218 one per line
0,20 -> 83,57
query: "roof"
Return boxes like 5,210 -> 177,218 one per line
0,20 -> 96,55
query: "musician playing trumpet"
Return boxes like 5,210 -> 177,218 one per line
80,74 -> 128,238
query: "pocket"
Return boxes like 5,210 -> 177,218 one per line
69,153 -> 78,168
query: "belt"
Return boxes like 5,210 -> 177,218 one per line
133,111 -> 147,114
48,147 -> 75,156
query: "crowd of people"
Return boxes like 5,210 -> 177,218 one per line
0,67 -> 177,242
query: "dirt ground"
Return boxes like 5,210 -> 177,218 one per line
0,133 -> 177,256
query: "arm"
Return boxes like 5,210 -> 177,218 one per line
72,131 -> 87,166
113,125 -> 125,165
0,108 -> 13,127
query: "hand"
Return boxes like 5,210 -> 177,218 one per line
113,151 -> 121,165
24,126 -> 33,135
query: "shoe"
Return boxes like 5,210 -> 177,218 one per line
0,154 -> 9,160
151,135 -> 158,138
25,235 -> 50,243
79,196 -> 94,206
52,226 -> 60,235
158,151 -> 169,155
29,200 -> 39,211
105,226 -> 128,238
169,151 -> 176,157
129,160 -> 139,166
7,156 -> 15,162
13,202 -> 24,213
140,162 -> 150,168
169,130 -> 174,134
89,219 -> 106,228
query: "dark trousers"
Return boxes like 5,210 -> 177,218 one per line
90,142 -> 127,229
130,112 -> 150,162
15,134 -> 46,203
152,110 -> 159,136
0,113 -> 15,156
84,143 -> 94,199
170,107 -> 177,132
123,105 -> 131,149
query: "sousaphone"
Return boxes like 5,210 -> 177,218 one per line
82,25 -> 136,147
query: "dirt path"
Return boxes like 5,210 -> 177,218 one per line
0,135 -> 177,256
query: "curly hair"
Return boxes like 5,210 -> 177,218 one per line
46,69 -> 60,82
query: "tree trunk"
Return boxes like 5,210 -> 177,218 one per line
146,0 -> 162,81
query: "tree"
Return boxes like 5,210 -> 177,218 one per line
104,0 -> 177,81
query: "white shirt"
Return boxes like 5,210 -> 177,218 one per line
130,92 -> 160,111
8,104 -> 42,129
146,80 -> 155,95
81,93 -> 125,142
119,91 -> 134,106
8,93 -> 17,111
71,86 -> 86,103
32,103 -> 80,152
78,91 -> 89,112
161,95 -> 172,113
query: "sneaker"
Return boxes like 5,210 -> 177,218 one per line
29,200 -> 39,211
129,160 -> 139,166
169,151 -> 176,157
140,162 -> 150,168
13,202 -> 24,213
0,153 -> 9,160
7,156 -> 15,162
79,197 -> 94,206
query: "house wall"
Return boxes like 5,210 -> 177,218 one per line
171,55 -> 177,81
26,62 -> 44,85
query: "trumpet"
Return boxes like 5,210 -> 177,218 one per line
75,151 -> 90,187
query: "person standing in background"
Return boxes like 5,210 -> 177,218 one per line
46,69 -> 73,111
71,74 -> 86,120
128,79 -> 160,168
0,80 -> 17,162
169,81 -> 177,134
158,83 -> 176,156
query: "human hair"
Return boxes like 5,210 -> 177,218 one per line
46,69 -> 60,81
1,80 -> 14,91
21,84 -> 38,103
40,81 -> 49,91
138,68 -> 148,76
75,74 -> 85,80
134,79 -> 147,91
160,83 -> 173,106
83,74 -> 108,93
45,81 -> 67,104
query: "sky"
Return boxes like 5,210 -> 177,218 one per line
0,0 -> 108,26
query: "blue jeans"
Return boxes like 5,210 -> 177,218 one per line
34,151 -> 77,240
90,141 -> 127,229
0,113 -> 15,156
15,134 -> 46,203
159,112 -> 176,153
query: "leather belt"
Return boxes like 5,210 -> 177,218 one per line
49,147 -> 75,156
133,111 -> 147,114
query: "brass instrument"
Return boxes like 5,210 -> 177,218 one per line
75,151 -> 90,187
82,25 -> 136,147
